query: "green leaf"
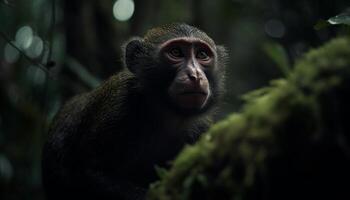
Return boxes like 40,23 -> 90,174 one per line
328,12 -> 350,26
262,41 -> 290,77
314,9 -> 350,30
154,165 -> 168,179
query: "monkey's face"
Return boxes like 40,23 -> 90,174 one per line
125,26 -> 226,116
159,37 -> 216,113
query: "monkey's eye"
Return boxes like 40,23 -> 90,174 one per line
196,50 -> 210,60
169,48 -> 183,58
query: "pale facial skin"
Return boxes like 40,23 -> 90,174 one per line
160,38 -> 215,110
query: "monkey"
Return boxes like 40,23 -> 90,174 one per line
41,23 -> 227,200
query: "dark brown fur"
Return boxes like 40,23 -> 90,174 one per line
42,23 -> 227,200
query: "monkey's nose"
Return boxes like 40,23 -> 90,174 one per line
188,73 -> 199,82
187,68 -> 203,83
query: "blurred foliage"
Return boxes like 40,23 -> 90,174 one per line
262,41 -> 290,77
1,0 -> 350,199
148,37 -> 350,200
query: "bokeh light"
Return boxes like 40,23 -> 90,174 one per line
25,36 -> 44,59
264,19 -> 286,38
113,0 -> 135,21
15,26 -> 34,49
0,155 -> 13,182
4,42 -> 20,63
26,65 -> 46,85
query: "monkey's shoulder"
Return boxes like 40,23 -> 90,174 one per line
47,71 -> 136,143
45,92 -> 91,150
87,70 -> 140,123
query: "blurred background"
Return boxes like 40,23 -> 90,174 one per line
0,0 -> 349,199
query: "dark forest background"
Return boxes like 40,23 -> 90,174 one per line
0,0 -> 349,199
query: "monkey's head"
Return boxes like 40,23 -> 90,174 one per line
124,23 -> 227,116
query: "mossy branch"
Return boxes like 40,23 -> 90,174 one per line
148,37 -> 350,200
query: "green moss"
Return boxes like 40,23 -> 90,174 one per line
148,37 -> 350,200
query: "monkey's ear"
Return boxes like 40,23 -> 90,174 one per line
124,37 -> 147,74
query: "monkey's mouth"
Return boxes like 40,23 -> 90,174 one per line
179,91 -> 207,96
175,91 -> 209,109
